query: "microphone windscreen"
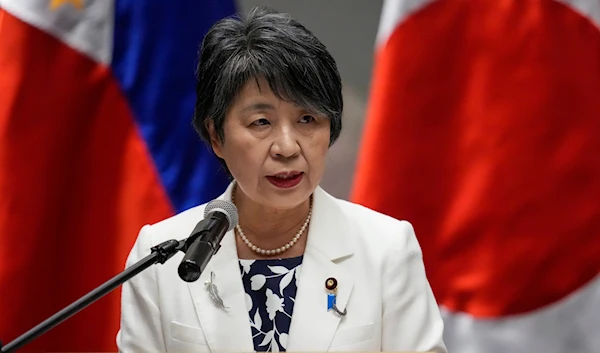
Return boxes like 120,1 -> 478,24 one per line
204,199 -> 238,231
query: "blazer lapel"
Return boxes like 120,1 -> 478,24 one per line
287,187 -> 355,352
184,184 -> 355,352
186,184 -> 255,353
188,230 -> 255,352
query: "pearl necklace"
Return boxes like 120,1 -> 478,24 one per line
231,184 -> 313,256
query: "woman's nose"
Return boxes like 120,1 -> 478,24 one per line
270,126 -> 301,159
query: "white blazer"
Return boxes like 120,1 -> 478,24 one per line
117,183 -> 447,353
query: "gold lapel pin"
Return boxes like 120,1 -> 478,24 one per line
325,277 -> 347,316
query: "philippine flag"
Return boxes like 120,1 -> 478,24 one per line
0,0 -> 234,351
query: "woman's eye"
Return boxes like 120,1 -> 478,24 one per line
252,118 -> 270,126
299,115 -> 315,123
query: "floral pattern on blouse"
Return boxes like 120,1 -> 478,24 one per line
239,256 -> 303,352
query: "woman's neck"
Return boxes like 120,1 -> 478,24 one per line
232,185 -> 311,244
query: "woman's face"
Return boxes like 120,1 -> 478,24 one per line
209,78 -> 331,210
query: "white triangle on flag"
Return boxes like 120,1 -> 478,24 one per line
0,0 -> 114,64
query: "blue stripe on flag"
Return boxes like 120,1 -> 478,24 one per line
111,0 -> 236,212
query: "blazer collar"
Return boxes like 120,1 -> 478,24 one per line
187,182 -> 355,352
287,184 -> 355,351
304,184 -> 353,261
214,181 -> 353,261
186,182 -> 253,352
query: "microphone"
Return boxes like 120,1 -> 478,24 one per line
178,199 -> 239,282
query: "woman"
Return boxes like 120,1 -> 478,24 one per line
117,6 -> 446,353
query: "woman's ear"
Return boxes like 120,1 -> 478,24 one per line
206,120 -> 224,158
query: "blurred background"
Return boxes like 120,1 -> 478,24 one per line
1,0 -> 599,352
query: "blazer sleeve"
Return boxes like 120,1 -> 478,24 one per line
381,221 -> 447,353
116,225 -> 167,353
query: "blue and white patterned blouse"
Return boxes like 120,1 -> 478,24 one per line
239,256 -> 303,352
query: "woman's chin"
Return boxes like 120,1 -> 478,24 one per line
261,188 -> 313,210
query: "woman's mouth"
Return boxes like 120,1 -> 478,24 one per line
266,171 -> 304,189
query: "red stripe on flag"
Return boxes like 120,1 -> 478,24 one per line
352,0 -> 600,317
0,10 -> 173,351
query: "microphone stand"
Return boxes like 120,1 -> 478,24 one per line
0,238 -> 187,353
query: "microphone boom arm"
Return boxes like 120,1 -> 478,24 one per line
0,238 -> 186,353
0,199 -> 237,353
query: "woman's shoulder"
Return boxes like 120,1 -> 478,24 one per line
337,197 -> 411,227
325,192 -> 419,252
